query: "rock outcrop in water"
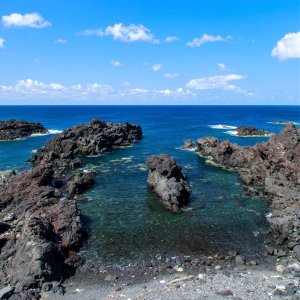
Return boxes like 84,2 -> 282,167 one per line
0,120 -> 48,141
30,119 -> 143,169
146,154 -> 191,212
236,125 -> 269,137
193,123 -> 300,247
0,119 -> 143,298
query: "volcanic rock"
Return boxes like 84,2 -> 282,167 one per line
146,154 -> 191,212
194,123 -> 300,246
0,120 -> 47,141
236,125 -> 269,136
30,119 -> 142,169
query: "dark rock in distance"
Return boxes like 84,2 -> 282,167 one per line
146,154 -> 191,212
236,125 -> 269,136
0,119 -> 47,141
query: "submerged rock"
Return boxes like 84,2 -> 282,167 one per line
146,154 -> 191,212
0,119 -> 47,141
193,123 -> 300,246
30,118 -> 143,169
236,125 -> 269,136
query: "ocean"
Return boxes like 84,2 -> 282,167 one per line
1,105 -> 299,266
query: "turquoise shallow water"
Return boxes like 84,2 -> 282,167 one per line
0,105 -> 299,265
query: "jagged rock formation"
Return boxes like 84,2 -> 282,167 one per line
30,119 -> 143,169
146,154 -> 191,212
0,120 -> 47,141
194,123 -> 300,247
236,125 -> 269,136
0,119 -> 143,298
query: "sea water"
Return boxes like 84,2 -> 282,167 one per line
0,105 -> 299,266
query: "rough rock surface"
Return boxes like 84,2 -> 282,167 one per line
194,123 -> 300,247
30,119 -> 142,169
0,120 -> 47,141
0,119 -> 143,298
236,125 -> 269,136
0,165 -> 86,299
146,154 -> 191,212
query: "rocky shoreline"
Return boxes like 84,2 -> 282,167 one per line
0,119 -> 142,299
0,120 -> 48,141
185,123 -> 300,258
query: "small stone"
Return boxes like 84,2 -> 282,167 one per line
175,284 -> 181,288
3,213 -> 16,222
265,246 -> 274,255
293,245 -> 300,260
104,274 -> 118,281
216,290 -> 233,296
198,273 -> 206,280
0,286 -> 14,299
228,250 -> 237,257
174,265 -> 184,272
215,265 -> 222,270
287,263 -> 300,272
235,255 -> 246,265
115,287 -> 122,292
160,280 -> 166,284
276,265 -> 286,273
248,260 -> 258,266
274,249 -> 286,257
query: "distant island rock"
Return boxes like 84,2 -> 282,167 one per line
188,123 -> 299,248
236,125 -> 270,137
0,118 -> 143,299
146,154 -> 191,212
0,119 -> 48,141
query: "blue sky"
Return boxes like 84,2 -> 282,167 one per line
0,0 -> 299,105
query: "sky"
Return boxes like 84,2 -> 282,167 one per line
0,0 -> 299,105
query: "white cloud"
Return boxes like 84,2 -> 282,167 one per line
271,32 -> 300,60
187,34 -> 231,47
164,73 -> 180,79
152,64 -> 162,71
153,88 -> 193,97
111,60 -> 123,67
80,23 -> 159,43
218,63 -> 226,71
0,79 -> 195,100
54,38 -> 67,44
186,74 -> 244,91
165,36 -> 179,43
2,13 -> 51,28
0,38 -> 4,48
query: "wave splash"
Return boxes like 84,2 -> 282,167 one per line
208,124 -> 237,129
30,129 -> 63,137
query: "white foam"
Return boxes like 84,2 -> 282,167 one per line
30,129 -> 63,137
31,149 -> 37,154
48,129 -> 63,134
265,212 -> 272,220
267,121 -> 299,125
209,124 -> 237,129
224,130 -> 272,137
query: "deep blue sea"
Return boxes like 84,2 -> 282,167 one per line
1,105 -> 299,266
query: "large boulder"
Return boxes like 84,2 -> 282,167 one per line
0,120 -> 47,140
146,154 -> 191,212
